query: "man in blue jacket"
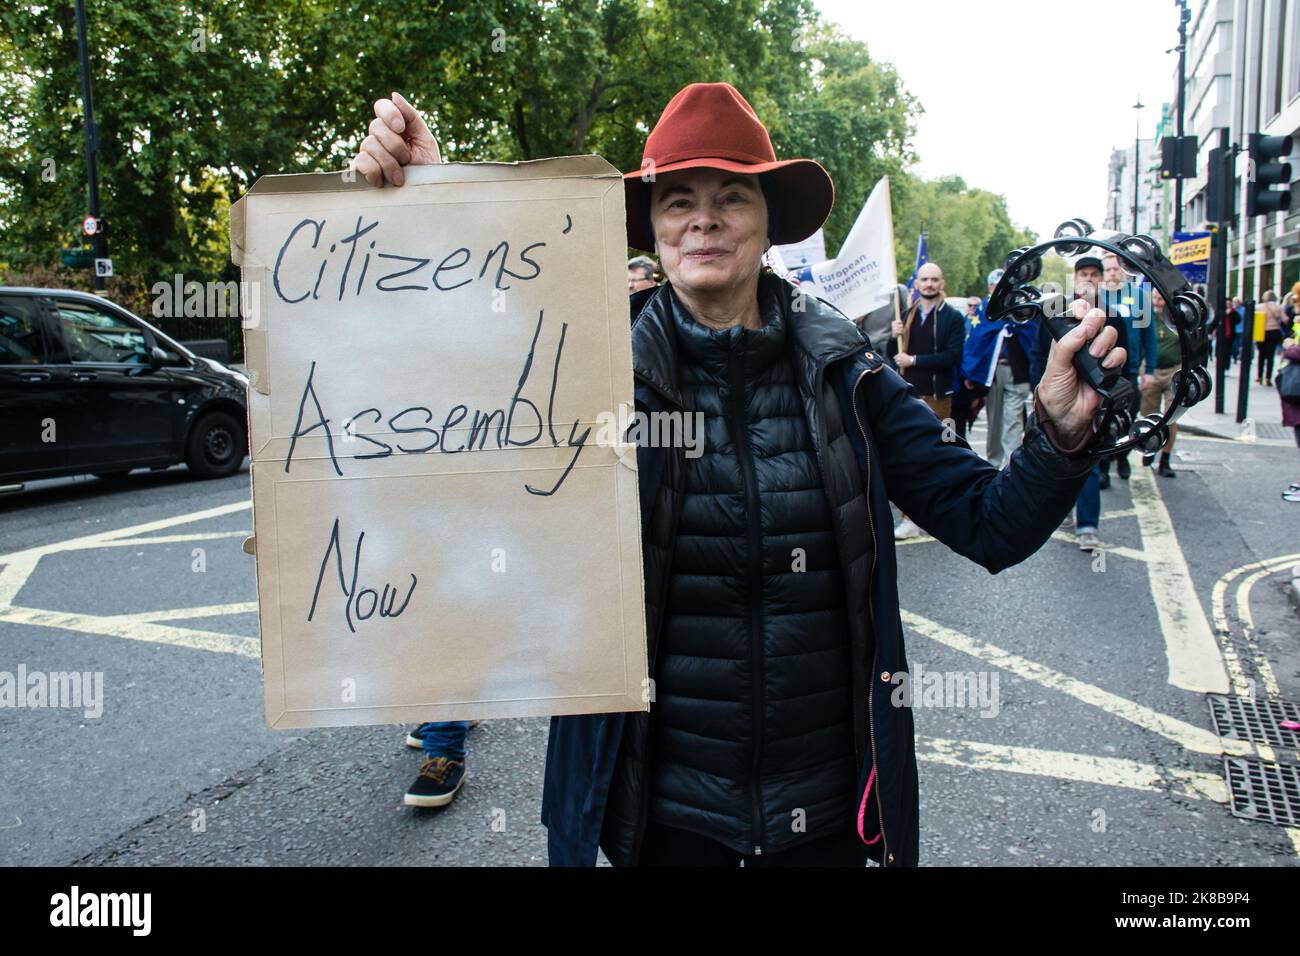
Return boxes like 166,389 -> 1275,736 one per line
966,291 -> 1039,469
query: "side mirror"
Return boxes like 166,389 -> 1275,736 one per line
148,346 -> 167,370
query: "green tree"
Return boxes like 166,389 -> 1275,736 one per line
892,173 -> 1034,298
3,0 -> 1042,330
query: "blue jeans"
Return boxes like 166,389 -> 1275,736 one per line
1075,465 -> 1100,533
418,721 -> 470,762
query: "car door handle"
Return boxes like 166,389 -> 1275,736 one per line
71,371 -> 98,382
18,370 -> 51,382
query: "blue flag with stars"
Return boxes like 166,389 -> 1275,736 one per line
906,233 -> 928,296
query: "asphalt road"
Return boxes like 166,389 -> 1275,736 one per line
1,420 -> 1298,867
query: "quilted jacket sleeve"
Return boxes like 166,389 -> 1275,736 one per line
857,363 -> 1095,574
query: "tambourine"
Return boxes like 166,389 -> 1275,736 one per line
986,218 -> 1213,459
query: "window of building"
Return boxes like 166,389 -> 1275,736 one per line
1273,0 -> 1289,115
1290,0 -> 1300,99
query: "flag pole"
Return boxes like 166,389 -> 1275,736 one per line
894,285 -> 904,354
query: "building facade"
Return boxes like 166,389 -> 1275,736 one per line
1140,0 -> 1300,300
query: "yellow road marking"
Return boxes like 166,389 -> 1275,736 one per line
1128,467 -> 1229,693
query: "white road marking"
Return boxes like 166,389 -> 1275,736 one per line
902,610 -> 1249,758
88,531 -> 250,549
918,736 -> 1228,803
107,602 -> 259,622
0,604 -> 258,658
0,500 -> 258,660
0,500 -> 251,564
1050,530 -> 1150,563
1178,433 -> 1290,448
1128,467 -> 1229,693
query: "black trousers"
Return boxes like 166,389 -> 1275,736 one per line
637,821 -> 869,867
1257,329 -> 1284,381
949,380 -> 984,442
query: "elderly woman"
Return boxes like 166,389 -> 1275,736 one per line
353,83 -> 1125,867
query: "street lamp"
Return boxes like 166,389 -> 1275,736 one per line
1133,98 -> 1145,234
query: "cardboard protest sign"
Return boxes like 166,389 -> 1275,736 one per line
229,158 -> 648,728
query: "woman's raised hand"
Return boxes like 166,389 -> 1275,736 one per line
352,91 -> 441,187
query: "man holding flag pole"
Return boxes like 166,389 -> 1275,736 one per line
899,233 -> 927,348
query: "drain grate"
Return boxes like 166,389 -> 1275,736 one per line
1208,695 -> 1300,748
1223,758 -> 1300,826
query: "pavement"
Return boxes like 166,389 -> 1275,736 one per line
2,405 -> 1299,867
1177,360 -> 1293,442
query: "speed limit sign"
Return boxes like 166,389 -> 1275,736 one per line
82,215 -> 99,236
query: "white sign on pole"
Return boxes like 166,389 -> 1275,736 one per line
805,177 -> 898,319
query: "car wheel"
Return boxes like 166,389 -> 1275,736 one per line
186,411 -> 246,479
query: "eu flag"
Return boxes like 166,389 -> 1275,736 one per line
905,233 -> 928,296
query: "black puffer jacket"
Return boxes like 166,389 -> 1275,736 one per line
544,273 -> 1096,868
648,292 -> 858,855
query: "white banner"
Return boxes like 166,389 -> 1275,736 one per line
806,177 -> 897,319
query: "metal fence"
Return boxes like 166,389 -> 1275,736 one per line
152,315 -> 244,364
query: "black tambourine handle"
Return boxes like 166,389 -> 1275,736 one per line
1042,312 -> 1120,393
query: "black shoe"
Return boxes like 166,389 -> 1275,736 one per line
1142,452 -> 1156,468
404,756 -> 467,808
1116,456 -> 1131,480
1157,461 -> 1176,478
1098,471 -> 1111,490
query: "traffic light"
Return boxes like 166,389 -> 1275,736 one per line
1161,135 -> 1198,179
1246,133 -> 1293,216
1205,143 -> 1235,224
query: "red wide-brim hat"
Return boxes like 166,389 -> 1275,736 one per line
623,82 -> 835,253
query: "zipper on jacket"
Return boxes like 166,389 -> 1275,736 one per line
851,363 -> 891,866
729,335 -> 767,857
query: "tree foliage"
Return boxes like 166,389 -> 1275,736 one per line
890,174 -> 1036,299
0,0 -> 1027,316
